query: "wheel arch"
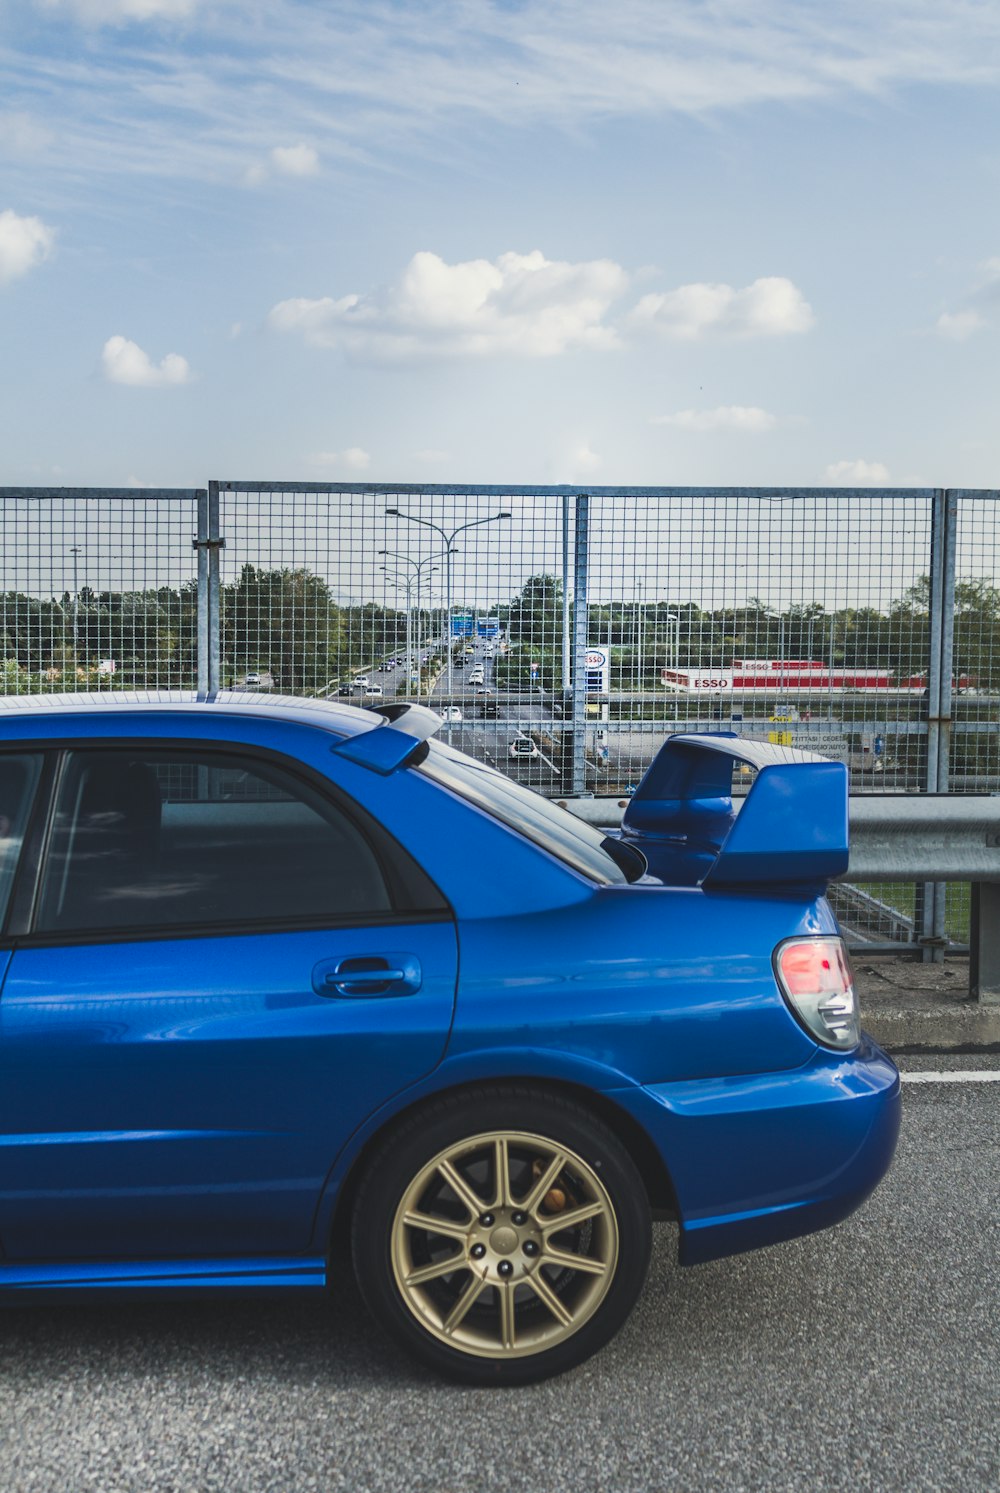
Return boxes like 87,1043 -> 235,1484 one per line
326,1075 -> 678,1261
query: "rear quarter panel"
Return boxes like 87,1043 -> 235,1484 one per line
446,884 -> 831,1086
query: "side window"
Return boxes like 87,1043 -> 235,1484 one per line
0,754 -> 43,928
35,749 -> 394,935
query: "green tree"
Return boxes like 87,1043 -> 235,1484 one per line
222,564 -> 347,692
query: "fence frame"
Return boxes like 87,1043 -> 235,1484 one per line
4,480 -> 999,969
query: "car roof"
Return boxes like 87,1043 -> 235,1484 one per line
0,690 -> 378,739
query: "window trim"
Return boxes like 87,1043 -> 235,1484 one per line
0,750 -> 57,941
9,736 -> 452,950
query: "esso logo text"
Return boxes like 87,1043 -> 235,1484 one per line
585,650 -> 608,669
692,676 -> 732,689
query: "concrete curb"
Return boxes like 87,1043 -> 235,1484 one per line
854,959 -> 1000,1053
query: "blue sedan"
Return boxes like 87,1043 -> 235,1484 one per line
0,694 -> 899,1384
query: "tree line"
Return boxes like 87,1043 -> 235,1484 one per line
3,564 -> 998,698
496,573 -> 1000,693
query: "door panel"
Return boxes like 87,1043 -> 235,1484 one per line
0,921 -> 457,1260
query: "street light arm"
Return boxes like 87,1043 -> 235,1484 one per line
448,513 -> 512,542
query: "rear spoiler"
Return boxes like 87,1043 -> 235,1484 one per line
620,733 -> 849,888
329,702 -> 442,774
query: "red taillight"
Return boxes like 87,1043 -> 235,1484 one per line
778,940 -> 852,998
775,937 -> 860,1050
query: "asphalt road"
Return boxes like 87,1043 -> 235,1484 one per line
0,1055 -> 996,1493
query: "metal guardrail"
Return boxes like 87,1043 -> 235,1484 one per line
557,794 -> 1000,1004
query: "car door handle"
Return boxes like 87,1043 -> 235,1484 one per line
312,954 -> 422,999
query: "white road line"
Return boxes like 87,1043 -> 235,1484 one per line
901,1071 -> 1000,1084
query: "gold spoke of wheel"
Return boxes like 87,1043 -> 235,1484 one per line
541,1243 -> 609,1277
403,1254 -> 467,1288
442,1273 -> 490,1335
498,1280 -> 517,1350
401,1209 -> 470,1245
492,1136 -> 513,1210
522,1150 -> 567,1215
525,1268 -> 574,1327
539,1200 -> 605,1235
436,1158 -> 486,1221
391,1128 -> 621,1361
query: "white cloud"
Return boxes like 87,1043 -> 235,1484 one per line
414,448 -> 451,465
101,334 -> 192,387
631,277 -> 814,340
245,143 -> 321,187
823,459 -> 891,485
0,209 -> 55,284
269,249 -> 629,361
935,310 -> 984,341
556,443 -> 602,481
270,143 -> 320,177
0,114 -> 53,156
35,0 -> 199,22
308,447 -> 371,472
933,256 -> 1000,337
653,405 -> 778,432
17,4 -> 1000,189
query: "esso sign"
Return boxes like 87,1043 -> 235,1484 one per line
586,648 -> 609,669
691,674 -> 732,690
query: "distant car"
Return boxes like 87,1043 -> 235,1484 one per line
245,672 -> 261,686
439,706 -> 463,722
353,676 -> 370,690
509,736 -> 538,759
363,685 -> 384,700
476,686 -> 493,696
0,695 -> 900,1387
337,684 -> 353,697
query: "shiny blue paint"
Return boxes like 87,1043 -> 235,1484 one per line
0,922 -> 457,1258
0,697 -> 899,1298
329,721 -> 425,774
441,891 -> 826,1085
621,734 -> 850,887
0,1256 -> 325,1290
612,1040 -> 901,1263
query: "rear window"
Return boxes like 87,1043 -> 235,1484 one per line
417,740 -> 640,885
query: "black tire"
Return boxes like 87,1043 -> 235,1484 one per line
350,1085 -> 652,1385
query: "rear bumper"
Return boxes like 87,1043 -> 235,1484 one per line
616,1036 -> 901,1266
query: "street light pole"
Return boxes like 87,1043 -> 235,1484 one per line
665,611 -> 679,673
379,549 -> 444,697
69,545 -> 83,674
385,509 -> 511,698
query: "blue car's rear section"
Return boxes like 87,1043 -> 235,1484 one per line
421,730 -> 899,1270
614,732 -> 898,1263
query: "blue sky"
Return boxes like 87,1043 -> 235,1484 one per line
2,0 -> 1000,490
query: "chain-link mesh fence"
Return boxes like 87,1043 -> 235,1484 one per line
0,489 -> 201,694
3,481 -> 998,954
952,490 -> 1000,792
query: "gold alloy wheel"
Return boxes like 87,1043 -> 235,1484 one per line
390,1129 -> 620,1360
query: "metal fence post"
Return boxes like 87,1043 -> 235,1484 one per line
970,884 -> 1000,1003
195,483 -> 222,698
921,489 -> 958,960
208,481 -> 222,695
195,489 -> 210,699
560,494 -> 589,796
